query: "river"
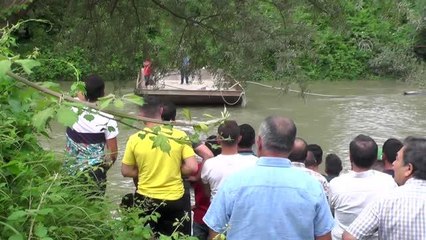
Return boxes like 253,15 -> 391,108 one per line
40,80 -> 426,201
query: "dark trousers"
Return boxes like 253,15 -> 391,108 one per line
135,192 -> 191,236
144,75 -> 152,86
183,179 -> 192,234
193,222 -> 209,240
181,69 -> 189,84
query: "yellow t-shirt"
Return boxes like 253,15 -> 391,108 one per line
122,126 -> 195,200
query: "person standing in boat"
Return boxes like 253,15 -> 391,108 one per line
181,56 -> 190,84
140,58 -> 152,87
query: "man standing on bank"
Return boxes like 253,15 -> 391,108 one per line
203,116 -> 334,240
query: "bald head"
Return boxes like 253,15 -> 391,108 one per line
289,137 -> 308,163
258,116 -> 297,154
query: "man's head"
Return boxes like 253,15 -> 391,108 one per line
349,134 -> 378,169
382,138 -> 403,164
161,101 -> 177,121
217,120 -> 240,147
307,144 -> 323,166
205,135 -> 221,157
84,75 -> 105,102
288,137 -> 308,163
139,96 -> 162,119
238,124 -> 255,150
325,153 -> 343,176
257,116 -> 296,157
304,151 -> 317,169
393,137 -> 426,185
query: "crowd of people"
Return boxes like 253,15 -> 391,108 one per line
65,75 -> 426,240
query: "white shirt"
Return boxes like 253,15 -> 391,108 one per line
71,108 -> 118,139
329,170 -> 397,240
201,153 -> 258,199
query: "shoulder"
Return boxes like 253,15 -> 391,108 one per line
127,132 -> 144,142
166,126 -> 188,137
203,155 -> 222,168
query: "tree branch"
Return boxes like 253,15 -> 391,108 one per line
6,71 -> 225,127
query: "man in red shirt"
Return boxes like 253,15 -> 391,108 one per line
142,59 -> 152,87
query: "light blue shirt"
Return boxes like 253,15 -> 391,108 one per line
203,157 -> 334,240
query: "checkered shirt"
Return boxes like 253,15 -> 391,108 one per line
346,178 -> 426,240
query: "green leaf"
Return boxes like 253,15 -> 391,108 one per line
32,107 -> 55,130
8,234 -> 24,240
35,224 -> 48,238
114,99 -> 124,108
181,108 -> 192,121
37,208 -> 53,215
107,126 -> 116,132
152,134 -> 171,154
56,106 -> 78,127
138,133 -> 146,140
70,81 -> 85,95
98,97 -> 114,109
0,60 -> 12,75
83,114 -> 95,121
40,82 -> 61,92
203,113 -> 215,118
122,94 -> 144,106
7,210 -> 27,221
15,59 -> 41,74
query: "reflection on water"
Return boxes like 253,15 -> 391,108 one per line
40,80 -> 426,200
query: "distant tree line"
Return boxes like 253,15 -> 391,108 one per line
2,0 -> 426,85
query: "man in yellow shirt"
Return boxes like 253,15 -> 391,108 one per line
121,97 -> 198,236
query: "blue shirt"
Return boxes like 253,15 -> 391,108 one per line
203,157 -> 334,240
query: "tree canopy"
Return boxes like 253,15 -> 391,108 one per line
2,0 -> 426,84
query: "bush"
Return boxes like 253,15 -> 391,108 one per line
368,46 -> 418,78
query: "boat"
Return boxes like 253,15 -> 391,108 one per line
134,69 -> 246,106
403,90 -> 426,96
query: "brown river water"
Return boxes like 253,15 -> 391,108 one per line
40,80 -> 426,201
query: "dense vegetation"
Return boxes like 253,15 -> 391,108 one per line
0,19 -> 201,240
1,0 -> 426,85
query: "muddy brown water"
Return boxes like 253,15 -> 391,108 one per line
40,80 -> 426,200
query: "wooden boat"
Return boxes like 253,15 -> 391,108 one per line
403,90 -> 426,96
134,69 -> 246,106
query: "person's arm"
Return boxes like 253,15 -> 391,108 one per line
195,144 -> 214,162
121,163 -> 138,178
188,144 -> 213,182
315,232 -> 332,240
181,156 -> 198,176
314,186 -> 335,239
342,231 -> 357,240
106,137 -> 118,163
208,229 -> 220,240
344,200 -> 380,240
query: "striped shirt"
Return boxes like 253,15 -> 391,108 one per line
346,178 -> 426,240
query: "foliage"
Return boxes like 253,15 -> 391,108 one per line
295,0 -> 424,80
2,0 -> 425,84
0,21 -> 203,240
